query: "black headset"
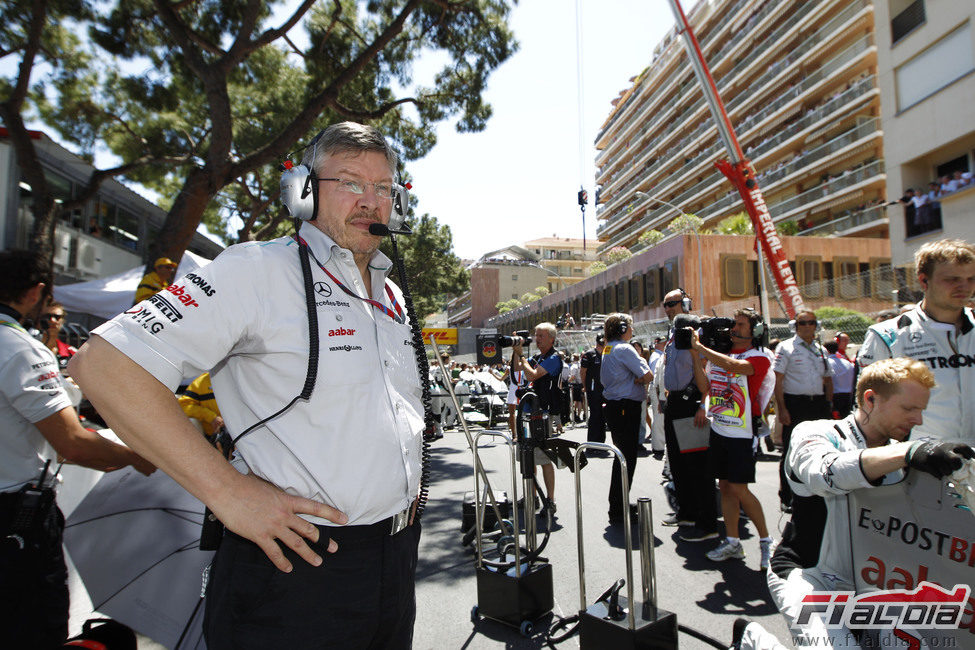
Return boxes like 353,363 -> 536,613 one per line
280,135 -> 409,231
677,287 -> 692,312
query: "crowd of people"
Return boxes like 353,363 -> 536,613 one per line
899,169 -> 974,238
2,118 -> 973,650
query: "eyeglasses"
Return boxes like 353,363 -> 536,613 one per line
796,319 -> 817,326
42,313 -> 64,321
318,178 -> 396,200
663,300 -> 682,308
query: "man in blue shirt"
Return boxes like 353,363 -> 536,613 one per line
510,323 -> 563,512
600,313 -> 653,524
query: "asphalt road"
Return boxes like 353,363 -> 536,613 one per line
105,418 -> 794,649
413,420 -> 795,649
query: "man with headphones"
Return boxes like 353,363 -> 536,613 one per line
658,289 -> 716,542
600,313 -> 654,524
858,238 -> 975,442
691,309 -> 776,569
768,358 -> 973,648
70,122 -> 425,648
773,309 -> 834,514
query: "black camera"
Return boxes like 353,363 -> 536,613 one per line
499,330 -> 531,348
673,314 -> 735,353
476,330 -> 531,366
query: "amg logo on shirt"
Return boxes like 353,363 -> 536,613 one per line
328,327 -> 355,337
147,294 -> 183,323
37,370 -> 58,382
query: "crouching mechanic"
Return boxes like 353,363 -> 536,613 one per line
70,122 -> 425,649
767,357 -> 973,648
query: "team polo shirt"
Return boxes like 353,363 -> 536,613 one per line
773,335 -> 833,395
93,223 -> 424,526
600,339 -> 651,402
0,311 -> 73,492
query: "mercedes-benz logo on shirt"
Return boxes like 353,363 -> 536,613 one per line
314,282 -> 332,297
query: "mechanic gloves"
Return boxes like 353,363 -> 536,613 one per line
905,440 -> 975,479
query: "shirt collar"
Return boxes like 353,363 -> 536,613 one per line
297,221 -> 393,280
0,303 -> 22,323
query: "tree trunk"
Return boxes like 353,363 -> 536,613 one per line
145,167 -> 217,272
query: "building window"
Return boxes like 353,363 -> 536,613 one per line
604,286 -> 614,313
870,258 -> 895,300
835,258 -> 860,300
660,257 -> 678,295
797,256 -> 824,298
629,277 -> 641,309
895,24 -> 975,112
645,266 -> 659,306
721,255 -> 748,299
890,0 -> 925,44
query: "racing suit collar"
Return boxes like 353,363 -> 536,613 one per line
297,221 -> 393,279
912,303 -> 975,334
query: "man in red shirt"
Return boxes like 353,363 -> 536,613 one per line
690,309 -> 776,570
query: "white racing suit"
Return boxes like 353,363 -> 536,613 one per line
766,415 -> 904,649
857,305 -> 975,442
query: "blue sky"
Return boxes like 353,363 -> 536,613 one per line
410,0 -> 675,259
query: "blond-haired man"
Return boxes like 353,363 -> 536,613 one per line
858,238 -> 975,441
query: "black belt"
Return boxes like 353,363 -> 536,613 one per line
784,393 -> 827,401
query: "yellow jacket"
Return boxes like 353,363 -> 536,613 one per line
178,373 -> 221,427
134,270 -> 168,305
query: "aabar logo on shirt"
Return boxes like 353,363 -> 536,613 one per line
165,284 -> 200,308
328,327 -> 356,337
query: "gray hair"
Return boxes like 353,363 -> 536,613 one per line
301,122 -> 398,175
535,322 -> 557,339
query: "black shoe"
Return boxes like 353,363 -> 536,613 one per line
731,617 -> 749,650
678,527 -> 719,542
780,503 -> 793,514
652,450 -> 665,461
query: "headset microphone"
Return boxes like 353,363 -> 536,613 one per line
369,222 -> 413,237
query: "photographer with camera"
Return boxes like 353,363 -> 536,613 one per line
659,289 -> 716,541
510,323 -> 563,513
600,313 -> 654,525
689,309 -> 776,569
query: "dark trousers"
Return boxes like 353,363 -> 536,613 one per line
663,409 -> 717,533
779,394 -> 832,507
0,492 -> 69,649
604,399 -> 642,517
833,393 -> 853,418
586,389 -> 606,444
205,520 -> 421,649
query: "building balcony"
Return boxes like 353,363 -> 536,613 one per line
597,85 -> 880,248
797,203 -> 888,237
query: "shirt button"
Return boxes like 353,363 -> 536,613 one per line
384,360 -> 390,367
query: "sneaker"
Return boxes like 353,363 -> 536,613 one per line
760,538 -> 775,570
679,527 -> 719,542
661,513 -> 693,527
547,499 -> 557,515
706,539 -> 745,561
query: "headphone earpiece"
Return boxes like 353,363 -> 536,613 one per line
620,322 -> 628,333
280,163 -> 317,221
390,183 -> 409,231
678,287 -> 692,312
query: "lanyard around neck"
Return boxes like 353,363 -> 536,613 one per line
295,235 -> 404,324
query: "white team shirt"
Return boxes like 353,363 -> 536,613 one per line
827,353 -> 855,394
858,305 -> 975,442
0,311 -> 73,491
93,223 -> 424,526
788,415 -> 903,586
773,335 -> 833,395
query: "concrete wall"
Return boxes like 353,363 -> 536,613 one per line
875,0 -> 975,265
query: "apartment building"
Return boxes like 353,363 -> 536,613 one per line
523,236 -> 599,292
873,0 -> 975,266
0,129 -> 223,283
595,0 -> 887,253
446,246 -> 549,328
